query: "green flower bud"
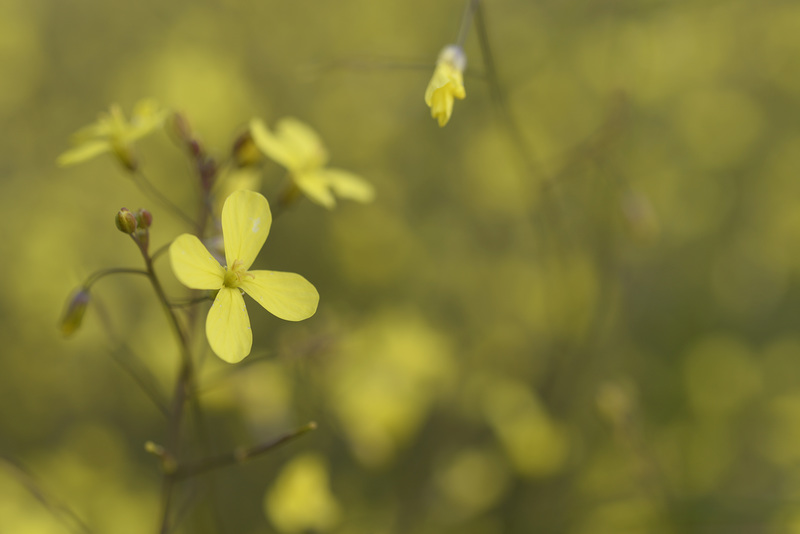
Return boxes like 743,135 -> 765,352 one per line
115,208 -> 137,234
60,288 -> 90,337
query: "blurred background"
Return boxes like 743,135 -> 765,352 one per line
1,0 -> 799,532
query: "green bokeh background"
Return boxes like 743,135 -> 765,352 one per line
2,0 -> 799,532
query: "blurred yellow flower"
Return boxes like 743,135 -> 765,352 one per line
57,99 -> 168,171
424,45 -> 467,127
265,453 -> 341,533
250,117 -> 375,209
169,190 -> 319,363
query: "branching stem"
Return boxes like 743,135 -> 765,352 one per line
174,422 -> 318,480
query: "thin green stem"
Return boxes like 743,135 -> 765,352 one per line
133,170 -> 197,228
84,267 -> 148,289
170,295 -> 214,309
0,456 -> 95,534
150,241 -> 173,262
456,0 -> 480,48
92,297 -> 170,417
135,244 -> 196,534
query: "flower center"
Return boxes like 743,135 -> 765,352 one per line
222,260 -> 251,288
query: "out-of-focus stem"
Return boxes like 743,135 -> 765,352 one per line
474,1 -> 543,183
173,422 -> 318,480
456,0 -> 480,48
84,267 -> 148,289
133,169 -> 196,228
136,243 -> 195,534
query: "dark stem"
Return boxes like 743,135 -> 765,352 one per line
474,1 -> 543,182
173,422 -> 318,480
136,242 -> 197,534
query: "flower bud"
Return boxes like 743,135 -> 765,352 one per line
136,209 -> 153,230
60,288 -> 90,337
424,45 -> 467,127
115,208 -> 138,234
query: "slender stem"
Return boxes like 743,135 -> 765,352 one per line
456,0 -> 480,48
314,57 -> 435,76
0,456 -> 95,534
170,295 -> 213,309
133,170 -> 197,228
136,243 -> 196,534
150,241 -> 173,262
84,267 -> 148,289
93,297 -> 170,416
174,422 -> 318,480
474,1 -> 543,182
158,477 -> 177,534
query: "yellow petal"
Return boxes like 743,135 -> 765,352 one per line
275,117 -> 329,168
424,47 -> 466,128
56,140 -> 111,167
206,287 -> 252,363
71,117 -> 113,143
322,168 -> 375,204
250,117 -> 328,171
430,87 -> 456,127
294,171 -> 337,209
250,118 -> 297,170
221,189 -> 272,271
128,99 -> 168,142
241,271 -> 319,321
169,234 -> 225,290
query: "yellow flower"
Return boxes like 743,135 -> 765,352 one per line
249,117 -> 375,209
169,190 -> 319,363
424,45 -> 467,127
57,99 -> 168,170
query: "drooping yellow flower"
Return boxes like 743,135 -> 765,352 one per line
249,117 -> 375,209
57,99 -> 168,170
424,45 -> 467,127
170,190 -> 319,363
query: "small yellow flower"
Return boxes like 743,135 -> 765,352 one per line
57,99 -> 168,170
424,45 -> 467,127
249,117 -> 375,209
170,190 -> 319,363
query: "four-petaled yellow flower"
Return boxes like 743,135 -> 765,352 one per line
424,45 -> 467,127
170,190 -> 319,363
57,99 -> 168,170
250,117 -> 375,209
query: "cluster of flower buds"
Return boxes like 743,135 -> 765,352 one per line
170,113 -> 217,191
116,207 -> 153,252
